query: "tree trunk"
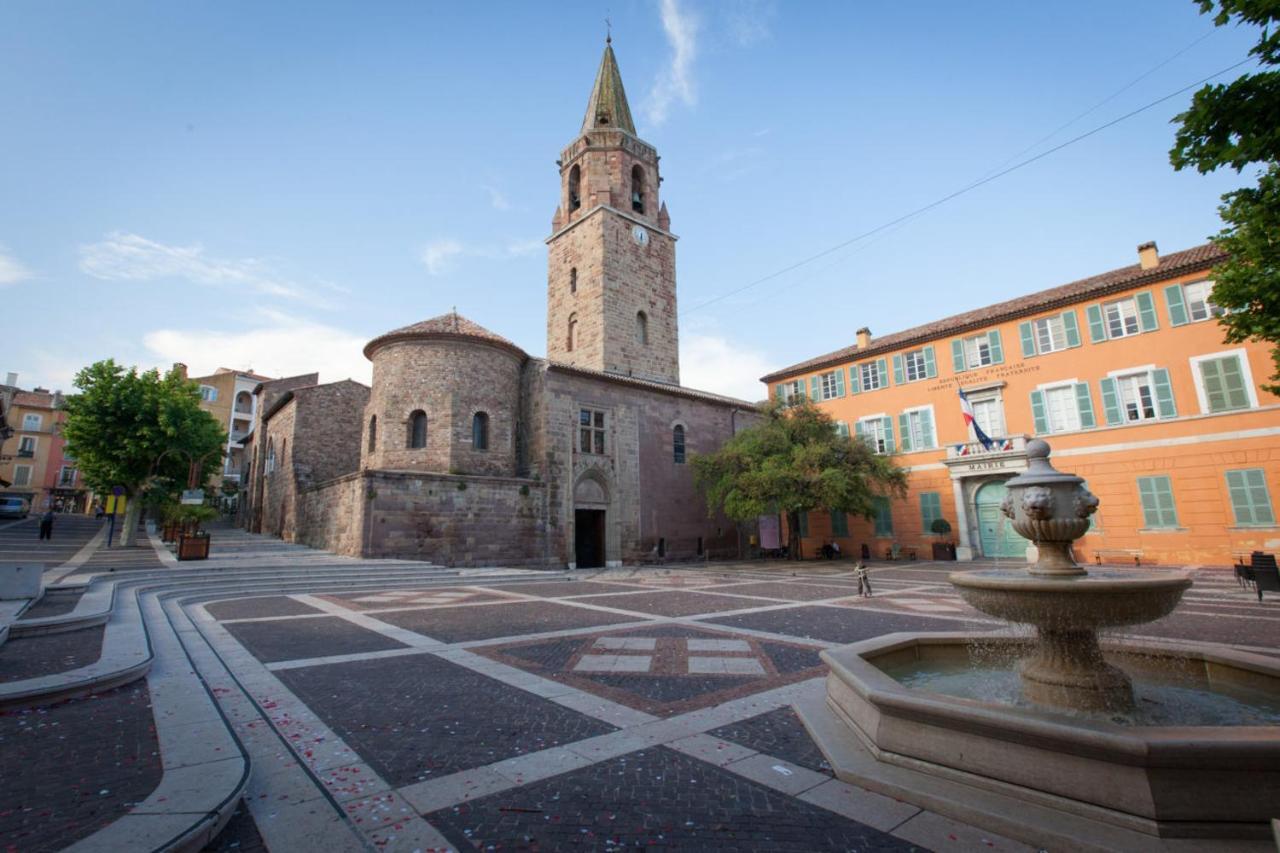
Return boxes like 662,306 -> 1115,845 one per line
788,511 -> 803,561
119,495 -> 143,548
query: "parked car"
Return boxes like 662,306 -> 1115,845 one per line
0,497 -> 31,519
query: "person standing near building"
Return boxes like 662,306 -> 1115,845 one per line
38,509 -> 55,541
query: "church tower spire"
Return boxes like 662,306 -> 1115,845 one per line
545,40 -> 680,385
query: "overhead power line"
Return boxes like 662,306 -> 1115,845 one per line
681,56 -> 1253,316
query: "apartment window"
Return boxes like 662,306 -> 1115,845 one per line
12,465 -> 31,487
1137,476 -> 1179,529
21,414 -> 41,431
897,406 -> 936,452
776,379 -> 805,406
1116,372 -> 1156,422
200,385 -> 218,402
1167,280 -> 1222,325
1036,316 -> 1069,353
672,425 -> 686,464
1020,312 -> 1081,357
830,510 -> 849,537
920,492 -> 943,532
17,436 -> 36,457
1194,352 -> 1253,413
1032,382 -> 1096,434
858,360 -> 886,392
893,346 -> 937,384
1104,298 -> 1140,339
1100,368 -> 1176,425
873,497 -> 893,537
856,416 -> 894,454
952,331 -> 1004,372
964,335 -> 993,368
472,412 -> 490,451
817,369 -> 845,400
579,408 -> 606,454
834,420 -> 849,438
904,350 -> 927,382
58,466 -> 77,487
1225,469 -> 1275,527
969,395 -> 1005,439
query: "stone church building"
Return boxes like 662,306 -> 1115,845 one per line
239,42 -> 756,568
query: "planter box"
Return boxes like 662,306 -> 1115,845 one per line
931,542 -> 957,561
161,522 -> 181,543
177,534 -> 210,561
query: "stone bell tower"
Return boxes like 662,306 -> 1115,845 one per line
545,39 -> 679,385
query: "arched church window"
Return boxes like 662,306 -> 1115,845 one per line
368,415 -> 377,453
570,267 -> 577,294
408,410 -> 427,449
568,164 -> 582,211
472,412 -> 490,451
567,313 -> 578,352
636,311 -> 649,345
266,439 -> 275,474
631,165 -> 645,214
673,425 -> 686,464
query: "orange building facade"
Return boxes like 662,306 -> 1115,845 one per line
762,242 -> 1280,568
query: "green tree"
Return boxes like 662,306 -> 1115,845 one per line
62,360 -> 226,547
692,400 -> 906,559
1170,0 -> 1280,392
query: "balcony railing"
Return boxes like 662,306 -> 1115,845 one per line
945,434 -> 1027,461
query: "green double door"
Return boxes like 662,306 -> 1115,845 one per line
975,480 -> 1028,559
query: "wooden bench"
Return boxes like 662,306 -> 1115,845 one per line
1251,552 -> 1279,602
1094,548 -> 1144,567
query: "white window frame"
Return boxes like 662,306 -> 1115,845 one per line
962,334 -> 993,368
1107,364 -> 1159,424
1034,315 -> 1068,354
58,466 -> 77,487
17,435 -> 37,456
857,414 -> 890,455
859,362 -> 885,392
778,380 -> 805,406
964,387 -> 1006,440
11,464 -> 32,487
902,404 -> 938,450
200,385 -> 218,402
1189,348 -> 1258,414
21,413 -> 42,431
1102,297 -> 1140,340
1182,280 -> 1222,323
903,349 -> 928,383
819,369 -> 842,400
1036,378 -> 1082,434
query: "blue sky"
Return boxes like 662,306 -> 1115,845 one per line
0,1 -> 1260,400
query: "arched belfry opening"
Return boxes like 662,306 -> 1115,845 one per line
631,165 -> 644,214
568,164 -> 582,212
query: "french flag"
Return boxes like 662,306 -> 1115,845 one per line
958,388 -> 994,450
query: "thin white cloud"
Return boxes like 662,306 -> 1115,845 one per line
420,237 -> 543,275
725,0 -> 774,47
0,246 -> 33,287
485,185 -> 512,211
646,0 -> 700,127
421,239 -> 465,276
680,331 -> 772,401
143,313 -> 371,385
77,232 -> 335,306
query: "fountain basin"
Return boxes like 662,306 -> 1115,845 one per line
949,569 -> 1192,631
820,632 -> 1280,838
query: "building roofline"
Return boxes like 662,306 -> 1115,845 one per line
760,242 -> 1225,383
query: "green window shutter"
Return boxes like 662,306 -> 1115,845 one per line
918,407 -> 935,448
1200,359 -> 1227,412
920,492 -> 941,530
1201,357 -> 1249,412
892,354 -> 905,385
1226,469 -> 1275,526
987,330 -> 1004,364
834,369 -> 845,398
1019,322 -> 1037,358
810,376 -> 821,400
1136,291 -> 1159,332
848,366 -> 860,395
897,413 -> 913,452
831,510 -> 849,537
1030,390 -> 1049,435
1164,284 -> 1189,326
1151,368 -> 1176,418
881,415 -> 895,454
798,511 -> 809,537
1062,310 -> 1081,348
923,345 -> 937,378
876,358 -> 888,388
774,384 -> 784,401
854,420 -> 864,438
1220,356 -> 1250,410
1138,476 -> 1178,528
951,339 -> 966,372
874,497 -> 893,536
1099,377 -> 1122,425
1086,304 -> 1106,343
835,420 -> 849,438
1074,382 -> 1096,429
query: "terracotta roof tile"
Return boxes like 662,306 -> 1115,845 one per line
761,242 -> 1225,382
363,313 -> 526,360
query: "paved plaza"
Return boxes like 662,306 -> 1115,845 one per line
0,518 -> 1275,851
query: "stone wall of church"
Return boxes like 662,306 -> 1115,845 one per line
599,213 -> 678,385
546,214 -> 607,371
259,401 -> 298,541
296,472 -> 366,556
364,339 -> 523,477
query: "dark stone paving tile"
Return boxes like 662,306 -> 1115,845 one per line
706,606 -> 975,645
707,581 -> 868,601
276,654 -> 615,787
0,626 -> 105,683
709,707 -> 834,776
376,600 -> 636,643
575,590 -> 773,617
223,616 -> 408,664
202,800 -> 267,852
318,588 -> 519,612
0,681 -> 162,852
481,580 -> 644,598
426,746 -> 917,851
18,592 -> 85,620
206,596 -> 323,621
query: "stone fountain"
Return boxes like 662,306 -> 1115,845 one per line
803,439 -> 1280,846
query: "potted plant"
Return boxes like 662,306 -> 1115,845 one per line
176,505 -> 217,561
930,518 -> 957,560
159,503 -> 184,543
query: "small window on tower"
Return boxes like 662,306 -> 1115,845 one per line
408,410 -> 427,449
472,412 -> 490,451
636,311 -> 648,345
568,164 -> 582,211
368,415 -> 377,453
570,267 -> 578,294
631,165 -> 645,214
567,313 -> 578,352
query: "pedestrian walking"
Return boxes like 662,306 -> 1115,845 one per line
38,509 -> 55,541
856,561 -> 873,597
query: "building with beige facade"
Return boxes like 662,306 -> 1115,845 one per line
0,378 -> 85,512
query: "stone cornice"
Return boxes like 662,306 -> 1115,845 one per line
546,204 -> 678,244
